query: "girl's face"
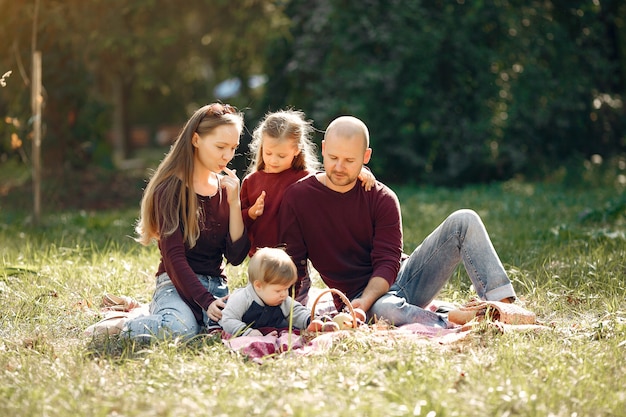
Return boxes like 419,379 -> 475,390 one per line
193,124 -> 240,173
253,280 -> 294,306
262,134 -> 300,174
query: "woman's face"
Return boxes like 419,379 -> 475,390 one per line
193,124 -> 240,173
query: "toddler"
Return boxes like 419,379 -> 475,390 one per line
219,247 -> 311,337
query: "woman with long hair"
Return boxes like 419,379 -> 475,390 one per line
123,103 -> 250,342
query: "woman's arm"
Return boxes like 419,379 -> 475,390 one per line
221,167 -> 245,242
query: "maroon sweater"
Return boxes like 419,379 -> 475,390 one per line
278,175 -> 403,302
240,168 -> 311,256
156,185 -> 250,324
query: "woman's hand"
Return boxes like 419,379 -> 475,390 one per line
207,296 -> 227,322
220,167 -> 241,205
223,167 -> 245,242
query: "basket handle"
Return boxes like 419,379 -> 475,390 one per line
310,288 -> 357,328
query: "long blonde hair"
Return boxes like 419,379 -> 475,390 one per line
135,103 -> 244,247
246,109 -> 320,175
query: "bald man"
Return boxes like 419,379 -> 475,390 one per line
279,116 -> 518,328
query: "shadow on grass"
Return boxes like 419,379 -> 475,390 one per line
84,331 -> 225,361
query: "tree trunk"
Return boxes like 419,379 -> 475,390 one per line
110,74 -> 127,166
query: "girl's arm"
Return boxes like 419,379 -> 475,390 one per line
358,166 -> 376,191
247,191 -> 266,220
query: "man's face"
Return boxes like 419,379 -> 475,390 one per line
322,133 -> 371,193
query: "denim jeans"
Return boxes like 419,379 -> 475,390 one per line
123,273 -> 229,343
368,209 -> 516,328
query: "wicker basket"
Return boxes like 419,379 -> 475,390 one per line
310,288 -> 358,329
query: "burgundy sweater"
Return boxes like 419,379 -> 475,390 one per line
240,168 -> 311,256
156,185 -> 250,324
278,175 -> 403,302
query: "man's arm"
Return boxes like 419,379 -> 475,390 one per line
349,276 -> 389,313
350,187 -> 403,313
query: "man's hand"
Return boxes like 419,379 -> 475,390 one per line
351,276 -> 390,313
350,297 -> 374,313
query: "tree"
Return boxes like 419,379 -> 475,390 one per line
262,0 -> 626,184
0,0 -> 286,172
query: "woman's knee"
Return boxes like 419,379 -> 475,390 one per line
125,311 -> 199,342
160,310 -> 200,339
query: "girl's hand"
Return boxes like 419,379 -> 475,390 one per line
248,191 -> 266,220
358,167 -> 376,191
220,167 -> 241,205
207,297 -> 227,322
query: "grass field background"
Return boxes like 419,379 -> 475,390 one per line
0,176 -> 624,416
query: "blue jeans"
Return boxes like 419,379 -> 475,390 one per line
123,273 -> 229,343
368,209 -> 516,328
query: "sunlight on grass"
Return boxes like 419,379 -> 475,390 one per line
1,182 -> 624,416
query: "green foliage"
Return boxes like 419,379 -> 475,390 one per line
0,0 -> 285,171
1,1 -> 625,187
262,0 -> 626,185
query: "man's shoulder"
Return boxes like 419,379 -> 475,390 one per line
368,180 -> 400,200
284,173 -> 317,194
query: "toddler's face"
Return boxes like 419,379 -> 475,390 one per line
254,281 -> 292,306
262,135 -> 300,174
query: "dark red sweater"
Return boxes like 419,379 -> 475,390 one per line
240,168 -> 311,256
278,175 -> 403,301
156,186 -> 250,324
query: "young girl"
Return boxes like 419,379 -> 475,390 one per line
241,109 -> 376,256
219,247 -> 311,337
122,103 -> 251,342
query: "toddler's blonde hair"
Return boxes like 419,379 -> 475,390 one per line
248,247 -> 297,286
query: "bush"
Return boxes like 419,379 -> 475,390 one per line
261,0 -> 625,185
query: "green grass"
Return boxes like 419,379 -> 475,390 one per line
1,180 -> 625,416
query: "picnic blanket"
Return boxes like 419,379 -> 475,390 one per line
84,291 -> 548,359
222,290 -> 545,361
221,319 -> 548,362
222,323 -> 468,360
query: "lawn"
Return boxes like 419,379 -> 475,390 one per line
0,178 -> 624,417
